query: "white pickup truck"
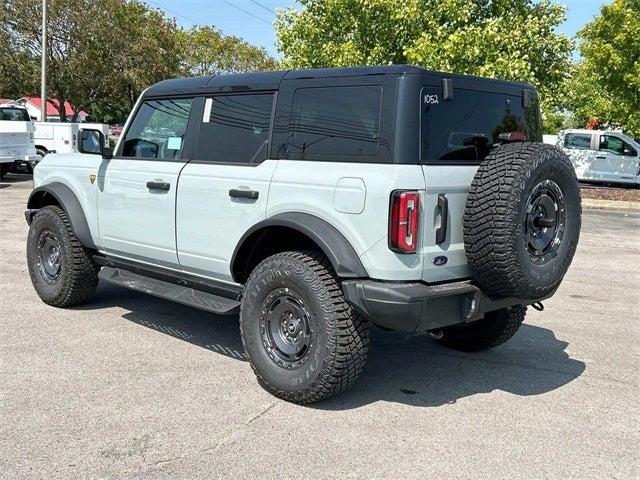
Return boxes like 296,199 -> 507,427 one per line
33,122 -> 110,166
557,129 -> 640,186
0,105 -> 39,179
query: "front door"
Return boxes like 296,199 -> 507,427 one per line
597,134 -> 640,183
97,97 -> 194,267
176,92 -> 277,283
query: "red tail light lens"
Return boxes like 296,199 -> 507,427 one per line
389,190 -> 420,254
498,131 -> 528,142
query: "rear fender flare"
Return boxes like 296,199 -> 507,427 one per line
231,212 -> 368,283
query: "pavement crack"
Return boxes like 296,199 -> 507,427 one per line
117,401 -> 279,477
244,401 -> 276,426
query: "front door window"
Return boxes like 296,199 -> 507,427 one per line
121,98 -> 193,160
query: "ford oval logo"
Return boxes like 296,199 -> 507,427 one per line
433,256 -> 448,266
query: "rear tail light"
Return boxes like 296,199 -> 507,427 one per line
389,190 -> 420,254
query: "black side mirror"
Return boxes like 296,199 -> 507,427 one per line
102,147 -> 113,160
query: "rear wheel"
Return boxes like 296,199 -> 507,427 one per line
436,306 -> 527,352
240,250 -> 369,404
27,206 -> 99,307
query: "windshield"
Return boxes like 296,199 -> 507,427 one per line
420,87 -> 542,163
0,107 -> 31,121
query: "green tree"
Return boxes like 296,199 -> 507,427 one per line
0,0 -> 182,123
567,0 -> 640,136
275,0 -> 574,130
178,25 -> 277,76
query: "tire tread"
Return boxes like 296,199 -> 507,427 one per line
240,250 -> 369,404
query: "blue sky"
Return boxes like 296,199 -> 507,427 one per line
148,0 -> 608,57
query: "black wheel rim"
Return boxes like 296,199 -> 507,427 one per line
259,288 -> 312,369
524,179 -> 566,264
36,229 -> 63,283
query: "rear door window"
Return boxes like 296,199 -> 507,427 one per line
565,133 -> 593,150
287,86 -> 382,158
121,98 -> 193,160
196,93 -> 274,164
420,87 -> 541,163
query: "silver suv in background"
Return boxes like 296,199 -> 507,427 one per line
558,129 -> 640,186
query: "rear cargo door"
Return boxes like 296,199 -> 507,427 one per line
419,85 -> 539,283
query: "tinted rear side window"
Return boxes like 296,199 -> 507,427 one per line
420,88 -> 542,163
197,93 -> 274,164
564,133 -> 592,150
287,86 -> 382,158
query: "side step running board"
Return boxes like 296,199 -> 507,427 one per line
98,266 -> 240,315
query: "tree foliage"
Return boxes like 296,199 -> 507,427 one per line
567,0 -> 640,136
179,26 -> 277,76
0,0 -> 277,123
276,0 -> 574,129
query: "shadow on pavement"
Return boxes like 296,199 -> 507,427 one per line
83,283 -> 586,409
0,172 -> 33,188
84,283 -> 246,361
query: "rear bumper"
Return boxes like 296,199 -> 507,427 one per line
342,279 -> 551,332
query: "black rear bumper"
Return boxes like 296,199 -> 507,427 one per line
342,279 -> 549,332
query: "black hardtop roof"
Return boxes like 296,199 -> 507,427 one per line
143,65 -> 535,98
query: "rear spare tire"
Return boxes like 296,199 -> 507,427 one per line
464,143 -> 581,299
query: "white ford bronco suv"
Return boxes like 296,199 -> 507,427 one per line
25,66 -> 581,403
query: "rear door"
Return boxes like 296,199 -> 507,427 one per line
97,97 -> 194,267
176,92 -> 277,283
419,85 -> 541,282
561,132 -> 597,180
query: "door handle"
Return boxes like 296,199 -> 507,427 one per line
595,155 -> 607,159
229,189 -> 259,200
146,181 -> 170,191
436,193 -> 448,245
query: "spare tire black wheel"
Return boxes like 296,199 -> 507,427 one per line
464,143 -> 581,299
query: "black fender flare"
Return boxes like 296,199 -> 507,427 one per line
231,212 -> 368,282
27,182 -> 96,249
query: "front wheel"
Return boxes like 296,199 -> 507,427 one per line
240,251 -> 369,404
27,206 -> 99,307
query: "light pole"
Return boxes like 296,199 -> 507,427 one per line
40,0 -> 47,122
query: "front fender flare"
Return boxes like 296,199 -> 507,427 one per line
231,212 -> 368,282
27,182 -> 96,249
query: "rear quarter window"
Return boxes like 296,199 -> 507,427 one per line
420,87 -> 542,163
286,85 -> 382,159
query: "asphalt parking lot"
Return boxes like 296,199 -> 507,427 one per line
1,174 -> 639,479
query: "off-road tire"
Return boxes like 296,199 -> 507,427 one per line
436,305 -> 527,352
240,250 -> 369,404
27,206 -> 99,307
464,143 -> 581,298
0,163 -> 9,179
